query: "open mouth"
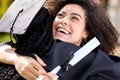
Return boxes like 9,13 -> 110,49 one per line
57,28 -> 70,35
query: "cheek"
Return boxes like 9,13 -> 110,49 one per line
72,25 -> 86,37
52,21 -> 57,37
52,21 -> 56,30
52,19 -> 58,28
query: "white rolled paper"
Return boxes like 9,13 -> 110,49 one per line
50,37 -> 100,74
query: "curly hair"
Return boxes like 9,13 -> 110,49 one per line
52,0 -> 119,54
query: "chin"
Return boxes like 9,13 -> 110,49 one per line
54,37 -> 65,42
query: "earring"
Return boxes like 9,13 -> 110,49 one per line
81,38 -> 88,46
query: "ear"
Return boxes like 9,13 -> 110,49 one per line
83,31 -> 89,39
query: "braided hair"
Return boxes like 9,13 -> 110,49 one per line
15,7 -> 53,57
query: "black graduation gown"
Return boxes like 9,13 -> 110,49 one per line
42,40 -> 120,80
0,41 -> 120,80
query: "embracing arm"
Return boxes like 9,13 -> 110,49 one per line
0,44 -> 47,80
0,44 -> 17,65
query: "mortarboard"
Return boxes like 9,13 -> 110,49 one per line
0,0 -> 46,34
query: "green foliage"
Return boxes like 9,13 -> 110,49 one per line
0,0 -> 13,43
0,33 -> 10,43
0,0 -> 13,18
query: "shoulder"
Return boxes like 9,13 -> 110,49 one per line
84,49 -> 120,80
96,49 -> 120,64
91,49 -> 120,70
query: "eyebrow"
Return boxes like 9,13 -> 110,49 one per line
71,13 -> 82,19
59,11 -> 65,14
59,11 -> 82,19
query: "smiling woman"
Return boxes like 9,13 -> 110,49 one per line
52,4 -> 87,46
0,0 -> 120,80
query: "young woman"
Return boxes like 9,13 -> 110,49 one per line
0,0 -> 120,80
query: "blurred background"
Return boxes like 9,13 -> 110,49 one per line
0,0 -> 120,55
0,0 -> 13,42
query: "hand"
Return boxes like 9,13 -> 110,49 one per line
47,73 -> 59,80
37,73 -> 58,80
13,54 -> 47,80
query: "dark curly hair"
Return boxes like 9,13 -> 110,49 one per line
51,0 -> 119,54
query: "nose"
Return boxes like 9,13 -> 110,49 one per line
60,17 -> 69,26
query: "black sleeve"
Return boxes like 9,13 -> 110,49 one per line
86,74 -> 108,80
0,63 -> 25,80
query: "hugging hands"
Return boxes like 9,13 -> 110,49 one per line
13,54 -> 58,80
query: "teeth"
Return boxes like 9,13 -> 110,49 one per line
58,28 -> 70,35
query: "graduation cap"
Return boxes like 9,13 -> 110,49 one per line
0,0 -> 46,34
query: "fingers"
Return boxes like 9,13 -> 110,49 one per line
18,61 -> 38,80
32,58 -> 46,72
34,54 -> 46,66
23,62 -> 39,77
36,75 -> 44,80
36,73 -> 58,80
47,73 -> 59,80
21,69 -> 37,80
14,55 -> 47,80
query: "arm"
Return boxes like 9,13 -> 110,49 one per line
0,44 -> 17,65
0,44 -> 47,80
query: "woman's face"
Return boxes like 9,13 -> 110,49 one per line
52,4 -> 88,46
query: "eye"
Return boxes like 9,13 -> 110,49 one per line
56,13 -> 64,19
71,16 -> 80,21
